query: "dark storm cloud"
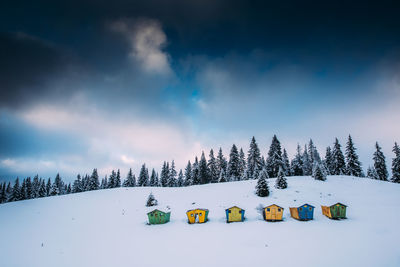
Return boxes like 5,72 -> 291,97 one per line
0,32 -> 80,109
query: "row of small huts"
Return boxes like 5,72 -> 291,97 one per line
147,202 -> 347,225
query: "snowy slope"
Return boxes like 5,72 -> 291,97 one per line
1,176 -> 400,267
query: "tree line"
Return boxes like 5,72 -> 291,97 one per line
1,135 -> 399,204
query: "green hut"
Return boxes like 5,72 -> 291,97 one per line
147,209 -> 171,224
321,203 -> 347,219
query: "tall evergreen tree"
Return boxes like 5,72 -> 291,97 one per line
32,175 -> 40,199
138,164 -> 149,186
123,168 -> 136,187
282,149 -> 290,176
72,174 -> 83,193
199,152 -> 210,184
88,168 -> 100,190
238,148 -> 246,179
391,142 -> 400,183
160,161 -> 169,187
54,173 -> 64,194
11,178 -> 21,201
177,169 -> 184,187
275,167 -> 288,189
192,157 -> 200,185
246,136 -> 262,180
290,144 -> 303,176
148,169 -> 157,187
184,161 -> 192,186
216,148 -> 228,175
49,182 -> 59,196
167,160 -> 177,187
266,135 -> 283,177
345,135 -> 363,177
302,145 -> 312,176
38,179 -> 47,197
331,138 -> 346,175
227,144 -> 241,181
208,149 -> 219,183
5,182 -> 12,201
0,184 -> 7,203
324,146 -> 333,175
46,178 -> 51,196
115,169 -> 121,187
308,139 -> 321,165
373,142 -> 388,181
255,168 -> 270,197
25,177 -> 33,199
108,170 -> 116,188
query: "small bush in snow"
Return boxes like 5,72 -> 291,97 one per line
275,167 -> 288,189
312,163 -> 326,181
146,193 -> 158,207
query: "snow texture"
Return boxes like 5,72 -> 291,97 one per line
1,176 -> 400,267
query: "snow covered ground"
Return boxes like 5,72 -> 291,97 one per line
1,176 -> 400,267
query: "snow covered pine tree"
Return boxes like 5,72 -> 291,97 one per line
255,168 -> 270,197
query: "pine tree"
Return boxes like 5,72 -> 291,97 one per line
266,135 -> 283,178
199,152 -> 210,184
227,144 -> 241,181
373,142 -> 388,181
302,145 -> 312,176
216,148 -> 227,175
138,164 -> 149,186
49,182 -> 59,196
184,161 -> 192,186
192,157 -> 200,185
67,184 -> 72,194
255,168 -> 270,197
290,144 -> 303,176
11,178 -> 21,201
308,139 -> 321,165
168,160 -> 177,187
275,167 -> 288,189
313,162 -> 327,181
177,169 -> 184,187
108,170 -> 116,188
391,142 -> 400,183
32,175 -> 40,199
114,169 -> 121,187
38,180 -> 47,197
88,169 -> 100,190
148,169 -> 157,187
282,149 -> 290,176
46,178 -> 51,196
239,148 -> 246,178
331,138 -> 346,175
146,192 -> 158,207
54,173 -> 64,194
246,136 -> 262,180
324,146 -> 333,175
345,135 -> 363,177
160,161 -> 169,187
0,184 -> 7,203
5,182 -> 12,201
218,169 -> 227,183
208,149 -> 219,183
25,177 -> 33,199
123,168 -> 136,187
73,174 -> 83,193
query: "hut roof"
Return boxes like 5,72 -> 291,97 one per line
299,203 -> 315,208
332,202 -> 347,207
147,209 -> 168,215
187,208 -> 209,213
265,204 -> 284,209
225,206 -> 243,211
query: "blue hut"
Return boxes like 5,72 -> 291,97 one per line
290,204 -> 315,221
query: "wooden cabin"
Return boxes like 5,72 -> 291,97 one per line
263,204 -> 284,221
321,203 -> 347,219
186,209 -> 209,224
290,204 -> 315,221
147,209 -> 171,225
225,206 -> 245,223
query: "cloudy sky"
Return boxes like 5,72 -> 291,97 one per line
1,0 -> 399,181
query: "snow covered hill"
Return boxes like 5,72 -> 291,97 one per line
1,176 -> 400,267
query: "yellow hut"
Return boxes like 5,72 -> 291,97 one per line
225,206 -> 245,223
263,204 -> 284,221
186,209 -> 209,224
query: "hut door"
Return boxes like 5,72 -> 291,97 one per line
271,208 -> 276,220
195,213 -> 199,223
